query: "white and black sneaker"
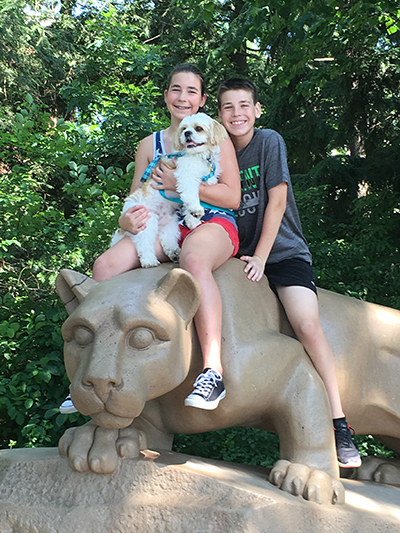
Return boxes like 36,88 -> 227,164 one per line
59,393 -> 78,414
184,368 -> 226,410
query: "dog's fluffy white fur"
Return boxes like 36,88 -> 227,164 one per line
110,113 -> 227,268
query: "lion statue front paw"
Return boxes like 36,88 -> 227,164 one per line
59,421 -> 148,474
269,460 -> 345,505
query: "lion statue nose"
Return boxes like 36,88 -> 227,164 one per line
83,375 -> 121,404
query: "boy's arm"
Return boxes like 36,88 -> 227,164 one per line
240,182 -> 287,282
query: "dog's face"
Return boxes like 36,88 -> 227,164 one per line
173,113 -> 227,153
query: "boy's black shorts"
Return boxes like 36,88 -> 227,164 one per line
265,258 -> 317,296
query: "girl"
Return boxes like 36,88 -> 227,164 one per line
60,64 -> 241,414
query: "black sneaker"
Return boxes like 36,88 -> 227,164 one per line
334,420 -> 362,468
184,368 -> 226,410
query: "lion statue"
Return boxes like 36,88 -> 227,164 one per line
55,259 -> 400,505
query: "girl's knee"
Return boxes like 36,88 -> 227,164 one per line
93,249 -> 124,281
180,249 -> 204,273
92,253 -> 112,282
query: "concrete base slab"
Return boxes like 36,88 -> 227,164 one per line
1,447 -> 399,532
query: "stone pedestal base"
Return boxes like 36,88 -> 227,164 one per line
1,447 -> 400,532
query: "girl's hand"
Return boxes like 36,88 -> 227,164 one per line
151,160 -> 177,191
119,205 -> 150,234
240,255 -> 266,282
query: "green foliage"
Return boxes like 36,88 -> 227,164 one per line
172,428 -> 396,468
0,296 -> 90,448
293,154 -> 400,309
0,96 -> 132,448
173,427 -> 280,468
354,435 -> 397,459
61,6 -> 165,161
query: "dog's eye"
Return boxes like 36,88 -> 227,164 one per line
128,327 -> 155,350
195,126 -> 203,132
74,326 -> 94,346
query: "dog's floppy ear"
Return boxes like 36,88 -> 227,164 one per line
172,126 -> 185,152
211,120 -> 228,146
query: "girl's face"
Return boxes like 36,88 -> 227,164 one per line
164,72 -> 207,122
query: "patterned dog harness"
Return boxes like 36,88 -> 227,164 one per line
140,154 -> 217,185
139,129 -> 236,217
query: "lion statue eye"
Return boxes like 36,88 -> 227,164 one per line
74,326 -> 94,346
128,327 -> 155,350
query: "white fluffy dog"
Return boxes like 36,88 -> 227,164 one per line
111,113 -> 227,268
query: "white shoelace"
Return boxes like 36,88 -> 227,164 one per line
193,370 -> 221,395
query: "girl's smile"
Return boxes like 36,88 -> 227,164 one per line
164,72 -> 207,123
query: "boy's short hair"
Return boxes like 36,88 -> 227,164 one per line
217,78 -> 258,108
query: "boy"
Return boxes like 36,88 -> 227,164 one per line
217,78 -> 361,468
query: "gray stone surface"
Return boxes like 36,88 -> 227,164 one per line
1,447 -> 399,533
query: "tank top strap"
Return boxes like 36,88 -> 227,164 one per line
153,130 -> 166,159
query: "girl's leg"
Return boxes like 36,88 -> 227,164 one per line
179,223 -> 234,374
275,285 -> 344,418
92,236 -> 170,282
179,223 -> 234,410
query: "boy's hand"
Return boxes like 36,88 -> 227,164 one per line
151,160 -> 177,191
119,205 -> 150,234
240,255 -> 266,282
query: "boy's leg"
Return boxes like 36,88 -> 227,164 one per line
276,285 -> 361,467
92,235 -> 169,282
275,285 -> 344,418
179,223 -> 234,409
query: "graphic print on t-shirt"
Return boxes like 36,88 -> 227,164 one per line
236,165 -> 260,218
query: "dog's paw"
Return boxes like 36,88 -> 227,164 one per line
184,214 -> 202,230
168,247 -> 181,262
189,207 -> 204,219
269,460 -> 345,505
140,258 -> 160,268
138,250 -> 160,268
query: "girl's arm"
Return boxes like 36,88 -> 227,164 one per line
119,135 -> 153,233
198,137 -> 241,209
129,135 -> 153,194
240,182 -> 287,282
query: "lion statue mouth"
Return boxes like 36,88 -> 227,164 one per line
91,410 -> 135,430
72,388 -> 143,429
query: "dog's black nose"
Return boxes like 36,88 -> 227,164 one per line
184,130 -> 192,140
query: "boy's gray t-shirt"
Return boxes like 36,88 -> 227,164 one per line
235,129 -> 312,265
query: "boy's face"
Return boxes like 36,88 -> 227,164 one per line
218,89 -> 261,140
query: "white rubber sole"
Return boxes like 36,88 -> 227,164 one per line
184,390 -> 226,410
338,457 -> 362,468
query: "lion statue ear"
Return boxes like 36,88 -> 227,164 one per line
155,268 -> 201,328
55,269 -> 98,315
